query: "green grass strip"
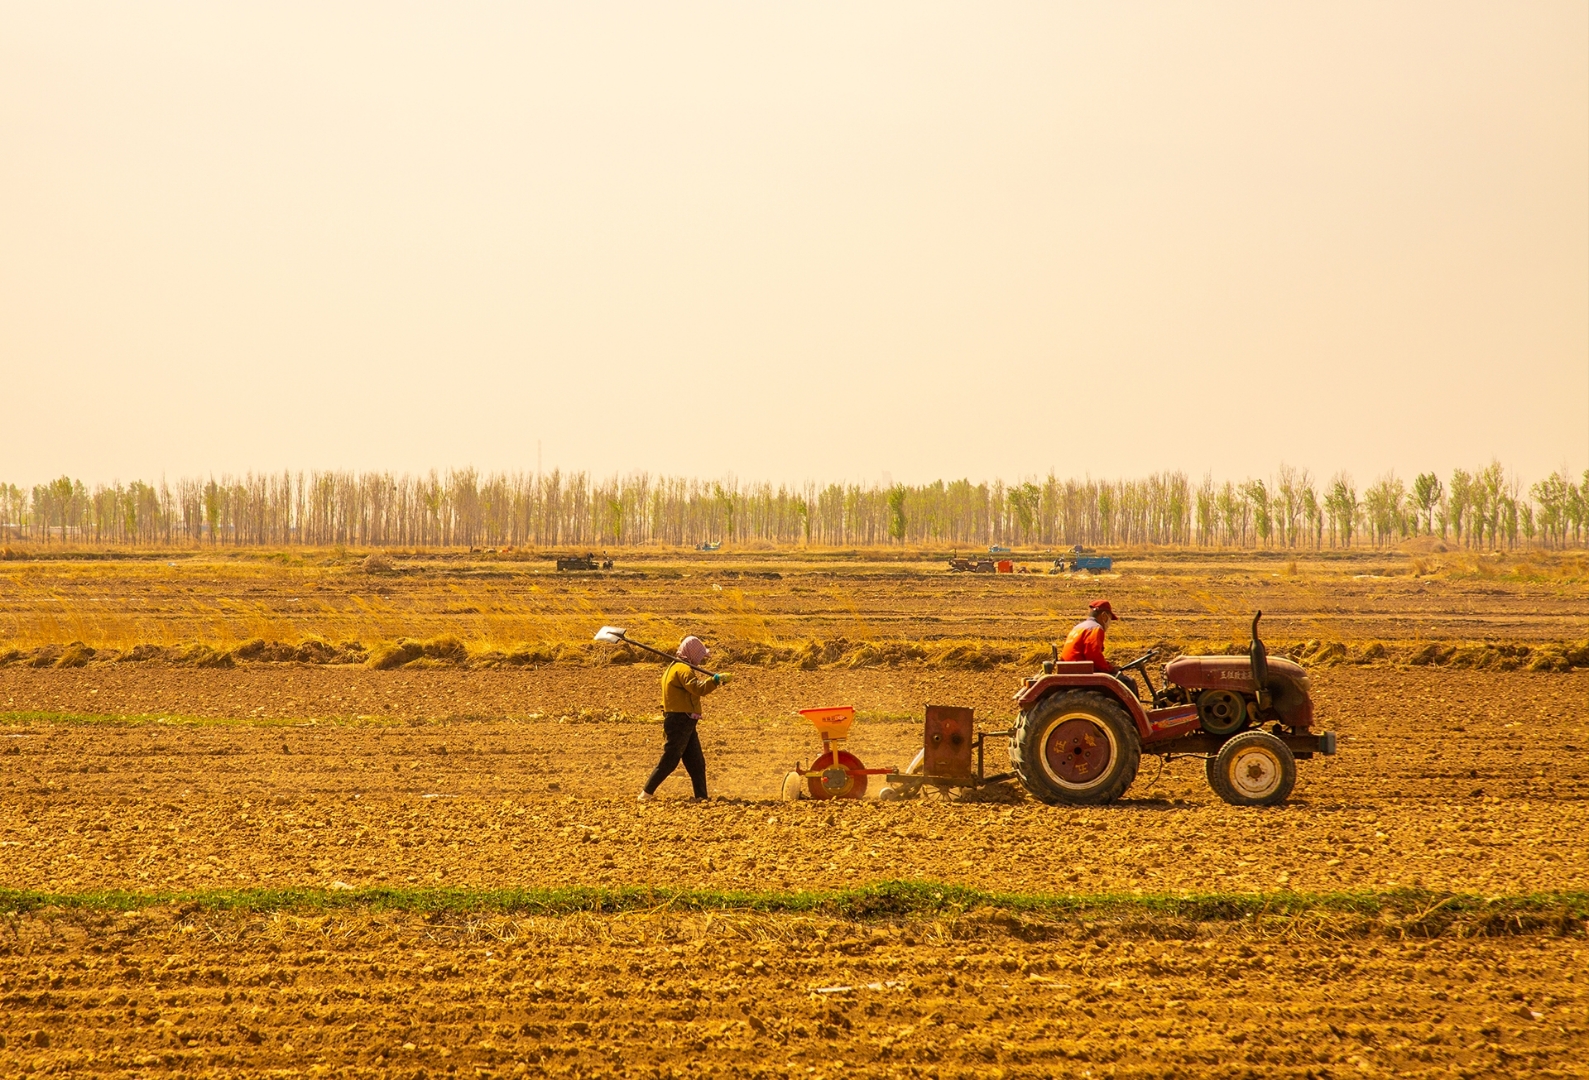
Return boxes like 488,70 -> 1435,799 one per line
0,710 -> 776,728
1,882 -> 1585,929
0,710 -> 400,728
3,710 -> 241,728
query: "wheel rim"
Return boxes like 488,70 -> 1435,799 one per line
1227,745 -> 1282,799
1199,690 -> 1246,734
1040,714 -> 1117,789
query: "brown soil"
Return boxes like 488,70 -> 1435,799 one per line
1,667 -> 1587,898
2,906 -> 1584,1079
3,553 -> 1588,1076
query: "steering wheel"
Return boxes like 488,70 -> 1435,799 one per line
1118,650 -> 1158,671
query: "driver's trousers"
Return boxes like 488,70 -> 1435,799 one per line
1114,670 -> 1142,701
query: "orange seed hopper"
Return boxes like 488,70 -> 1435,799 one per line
798,705 -> 855,741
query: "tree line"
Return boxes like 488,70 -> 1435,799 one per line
0,462 -> 1584,550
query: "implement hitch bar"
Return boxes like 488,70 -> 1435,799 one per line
1149,730 -> 1337,760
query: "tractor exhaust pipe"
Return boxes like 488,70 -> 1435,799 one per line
1249,611 -> 1270,709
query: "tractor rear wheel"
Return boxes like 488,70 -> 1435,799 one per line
1206,730 -> 1296,806
1010,691 -> 1140,805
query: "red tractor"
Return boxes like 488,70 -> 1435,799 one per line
1009,612 -> 1334,806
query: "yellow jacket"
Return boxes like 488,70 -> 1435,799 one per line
661,661 -> 718,715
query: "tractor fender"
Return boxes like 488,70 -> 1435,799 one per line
1014,673 -> 1151,740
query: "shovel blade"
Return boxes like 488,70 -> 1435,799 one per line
593,626 -> 627,644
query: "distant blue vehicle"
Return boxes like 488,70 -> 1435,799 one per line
697,541 -> 722,552
988,545 -> 1011,555
1048,554 -> 1113,574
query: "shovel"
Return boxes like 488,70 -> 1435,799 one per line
593,626 -> 719,677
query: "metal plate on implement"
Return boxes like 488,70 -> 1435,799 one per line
923,705 -> 976,780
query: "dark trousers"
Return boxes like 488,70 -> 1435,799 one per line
644,712 -> 707,798
1115,671 -> 1142,701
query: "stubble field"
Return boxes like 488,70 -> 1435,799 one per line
1,547 -> 1587,1078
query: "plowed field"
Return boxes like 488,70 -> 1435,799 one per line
2,550 -> 1588,1076
3,905 -> 1585,1079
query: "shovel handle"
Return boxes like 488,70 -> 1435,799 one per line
613,635 -> 719,678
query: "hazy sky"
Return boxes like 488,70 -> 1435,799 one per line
2,2 -> 1586,489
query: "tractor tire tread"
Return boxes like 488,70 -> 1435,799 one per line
1206,730 -> 1296,807
1010,690 -> 1141,805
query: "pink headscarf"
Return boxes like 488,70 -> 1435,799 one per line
677,635 -> 709,666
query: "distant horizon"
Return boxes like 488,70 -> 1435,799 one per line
3,459 -> 1582,551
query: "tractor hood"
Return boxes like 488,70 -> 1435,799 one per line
1164,654 -> 1307,692
1163,654 -> 1314,730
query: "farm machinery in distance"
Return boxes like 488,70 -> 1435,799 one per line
783,612 -> 1335,807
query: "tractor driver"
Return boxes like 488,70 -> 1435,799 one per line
1061,599 -> 1141,700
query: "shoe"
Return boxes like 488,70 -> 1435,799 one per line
636,791 -> 654,802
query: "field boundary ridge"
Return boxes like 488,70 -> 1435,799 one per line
1,882 -> 1584,936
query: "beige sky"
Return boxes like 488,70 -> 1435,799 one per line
2,2 -> 1585,489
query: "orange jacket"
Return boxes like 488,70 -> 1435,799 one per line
1060,617 -> 1116,673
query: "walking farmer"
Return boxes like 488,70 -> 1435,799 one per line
638,635 -> 733,802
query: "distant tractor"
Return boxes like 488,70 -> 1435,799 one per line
948,557 -> 998,573
556,552 -> 614,571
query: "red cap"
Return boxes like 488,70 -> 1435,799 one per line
1089,599 -> 1120,620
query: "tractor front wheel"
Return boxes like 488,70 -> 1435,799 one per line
1010,691 -> 1140,805
1206,730 -> 1296,806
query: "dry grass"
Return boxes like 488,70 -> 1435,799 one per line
1405,550 -> 1589,583
3,547 -> 1587,671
